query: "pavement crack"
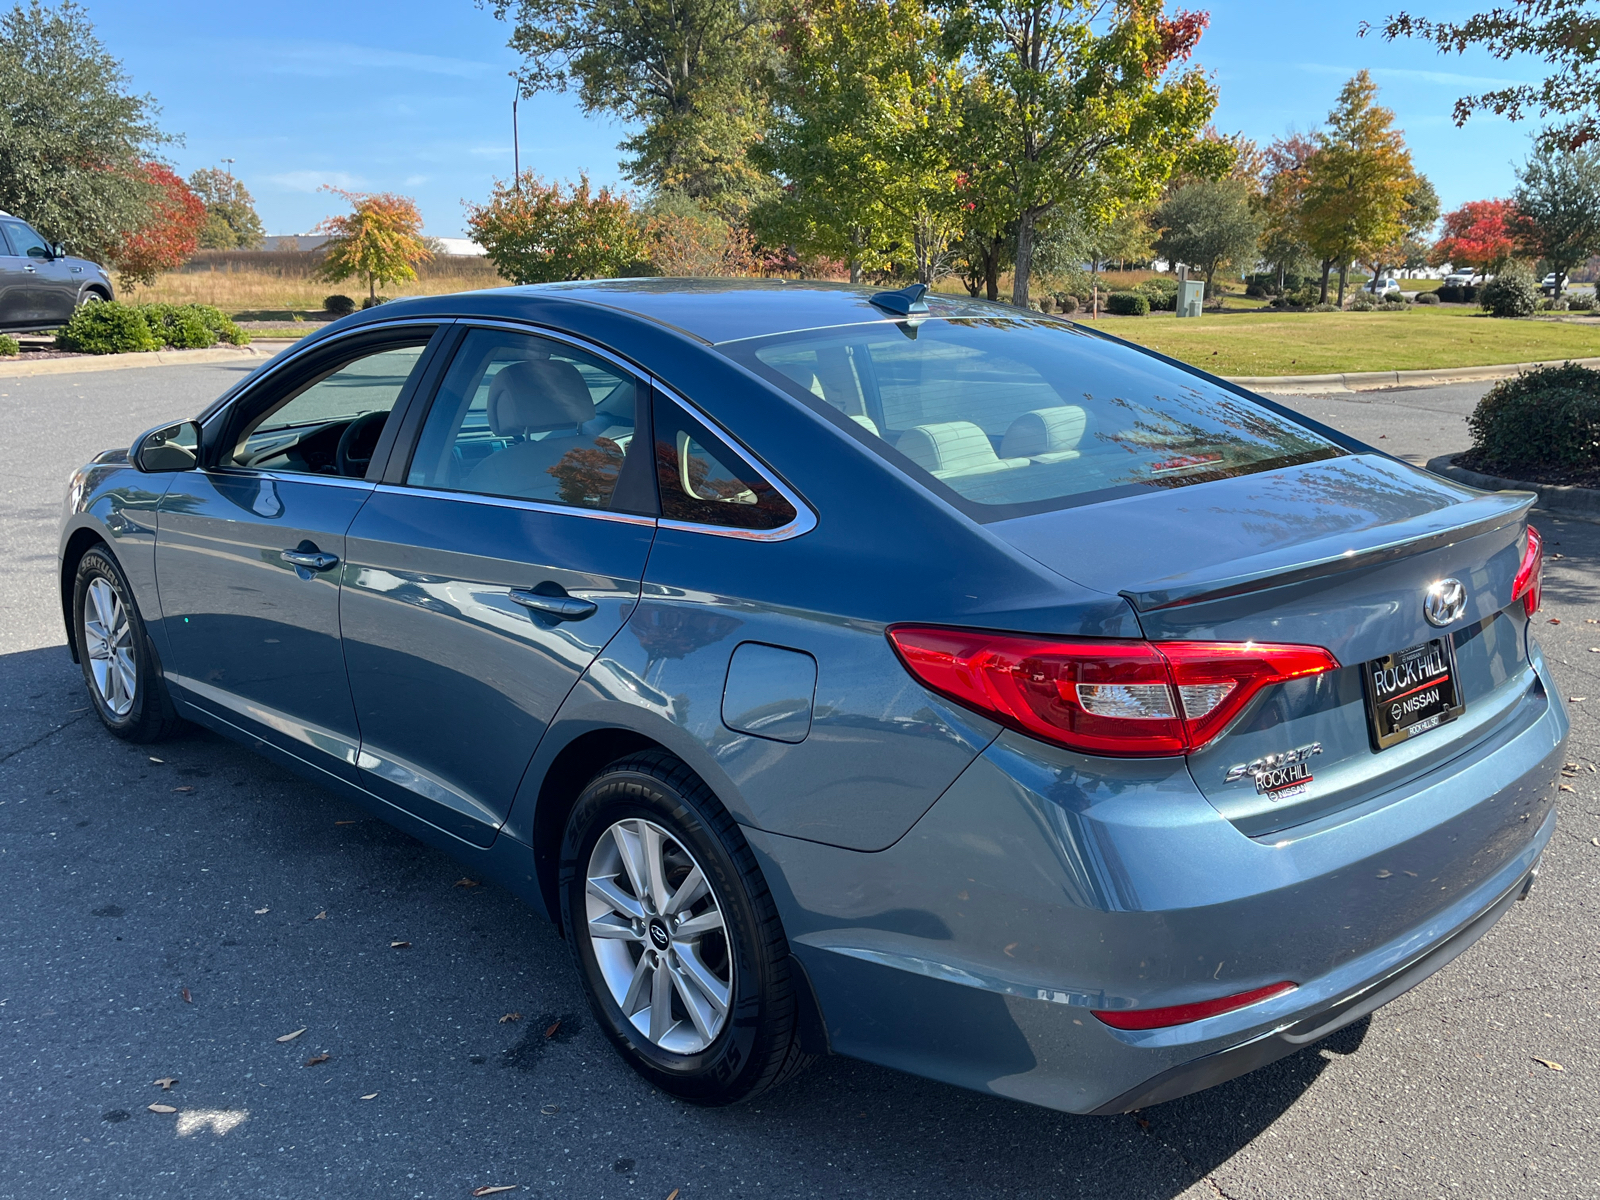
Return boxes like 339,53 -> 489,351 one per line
0,711 -> 90,766
1128,1114 -> 1243,1200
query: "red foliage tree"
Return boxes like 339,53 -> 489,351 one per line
1431,198 -> 1519,272
114,163 -> 206,287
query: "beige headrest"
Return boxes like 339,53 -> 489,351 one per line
487,359 -> 595,436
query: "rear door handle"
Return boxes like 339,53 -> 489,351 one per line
282,549 -> 340,571
509,588 -> 597,622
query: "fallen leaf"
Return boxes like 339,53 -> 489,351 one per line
667,1190 -> 681,1200
360,1092 -> 378,1100
254,907 -> 270,914
153,1078 -> 178,1090
1532,1057 -> 1564,1071
1588,619 -> 1599,624
276,1028 -> 307,1043
1592,837 -> 1599,846
1561,785 -> 1576,792
312,911 -> 327,921
1003,942 -> 1018,957
147,1103 -> 177,1114
335,820 -> 357,825
472,1188 -> 519,1197
544,1019 -> 562,1039
173,786 -> 194,793
454,877 -> 481,888
181,988 -> 191,1003
1572,697 -> 1588,703
499,1012 -> 522,1024
304,1053 -> 330,1067
390,940 -> 411,949
148,756 -> 163,763
539,1103 -> 559,1115
1548,618 -> 1561,624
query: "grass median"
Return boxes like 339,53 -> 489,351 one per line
1098,306 -> 1600,377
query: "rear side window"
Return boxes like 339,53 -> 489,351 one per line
653,394 -> 798,532
728,319 -> 1343,520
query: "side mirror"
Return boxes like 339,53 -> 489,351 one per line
131,420 -> 202,472
51,243 -> 65,260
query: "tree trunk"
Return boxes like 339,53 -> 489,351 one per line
984,236 -> 1001,302
368,274 -> 376,302
1337,263 -> 1348,307
1011,211 -> 1036,307
849,259 -> 860,285
1318,260 -> 1333,304
1277,262 -> 1285,293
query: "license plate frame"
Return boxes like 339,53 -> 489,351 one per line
1363,636 -> 1465,751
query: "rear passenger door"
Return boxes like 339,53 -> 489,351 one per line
340,325 -> 658,845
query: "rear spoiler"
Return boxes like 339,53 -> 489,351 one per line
1122,489 -> 1535,612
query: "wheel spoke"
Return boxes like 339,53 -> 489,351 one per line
669,962 -> 718,1044
673,909 -> 724,939
665,865 -> 707,916
610,823 -> 648,902
642,823 -> 671,913
88,580 -> 114,632
587,875 -> 645,923
620,951 -> 652,1016
648,954 -> 673,1043
588,913 -> 641,941
84,623 -> 110,659
114,651 -> 137,705
674,947 -> 730,1018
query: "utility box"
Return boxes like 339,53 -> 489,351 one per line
1176,279 -> 1205,318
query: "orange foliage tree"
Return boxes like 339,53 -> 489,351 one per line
113,163 -> 205,288
315,189 -> 432,302
1432,198 -> 1519,273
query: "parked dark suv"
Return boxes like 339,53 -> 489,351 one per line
0,210 -> 114,332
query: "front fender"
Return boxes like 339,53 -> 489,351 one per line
58,460 -> 173,658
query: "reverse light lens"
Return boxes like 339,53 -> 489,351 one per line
1512,524 -> 1543,617
887,627 -> 1340,756
1092,981 -> 1299,1031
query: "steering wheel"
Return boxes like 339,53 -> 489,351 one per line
336,410 -> 389,478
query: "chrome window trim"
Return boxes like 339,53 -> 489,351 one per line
205,466 -> 377,491
373,482 -> 658,528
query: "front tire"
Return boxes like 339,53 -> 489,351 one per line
561,752 -> 811,1105
73,546 -> 183,742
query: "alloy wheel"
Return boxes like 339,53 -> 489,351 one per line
83,577 -> 136,717
584,817 -> 733,1054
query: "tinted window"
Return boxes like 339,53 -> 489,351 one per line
729,319 -> 1343,520
233,342 -> 429,476
2,220 -> 48,258
653,394 -> 797,531
407,328 -> 642,512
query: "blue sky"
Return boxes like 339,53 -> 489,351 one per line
88,0 -> 1546,238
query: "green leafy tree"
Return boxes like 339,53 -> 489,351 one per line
486,0 -> 775,206
465,173 -> 650,283
1299,71 -> 1417,304
753,0 -> 964,284
188,167 -> 264,250
314,189 -> 432,303
1151,177 -> 1262,295
1365,174 -> 1439,291
1258,131 -> 1316,290
0,0 -> 172,263
938,0 -> 1224,306
1366,1 -> 1600,151
1513,143 -> 1600,292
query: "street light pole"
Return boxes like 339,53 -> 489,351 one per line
510,72 -> 521,190
221,157 -> 235,180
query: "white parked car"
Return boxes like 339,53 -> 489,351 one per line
1540,272 -> 1564,295
1444,271 -> 1480,287
1362,277 -> 1401,295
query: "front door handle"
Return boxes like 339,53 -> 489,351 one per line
509,588 -> 598,622
282,549 -> 340,571
22,265 -> 36,273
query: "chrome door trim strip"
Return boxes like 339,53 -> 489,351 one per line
204,466 -> 377,491
371,482 -> 659,527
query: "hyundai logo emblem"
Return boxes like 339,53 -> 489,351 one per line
1424,578 -> 1467,627
648,919 -> 670,950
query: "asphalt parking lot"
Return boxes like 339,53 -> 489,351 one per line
1,362 -> 1596,1199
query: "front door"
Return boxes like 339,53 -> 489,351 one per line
340,326 -> 657,845
0,221 -> 32,327
154,330 -> 439,781
0,219 -> 68,323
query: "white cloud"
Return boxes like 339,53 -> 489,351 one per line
403,174 -> 430,186
263,170 -> 362,193
262,41 -> 496,79
1295,62 -> 1534,89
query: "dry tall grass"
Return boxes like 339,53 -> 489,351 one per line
123,250 -> 510,314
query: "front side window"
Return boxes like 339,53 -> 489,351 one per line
653,393 -> 797,531
1,220 -> 49,259
233,341 -> 430,476
726,318 -> 1343,520
406,328 -> 643,512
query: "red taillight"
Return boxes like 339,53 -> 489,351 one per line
887,627 -> 1340,756
1512,524 -> 1543,617
1092,981 -> 1298,1031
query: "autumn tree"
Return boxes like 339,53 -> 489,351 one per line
486,0 -> 775,207
1513,144 -> 1600,292
315,189 -> 432,303
188,167 -> 264,250
1432,198 -> 1519,274
1258,131 -> 1316,290
754,0 -> 964,284
112,164 -> 205,288
0,0 -> 173,263
466,173 -> 650,283
1366,1 -> 1600,151
940,0 -> 1223,306
1299,71 -> 1417,304
1365,174 -> 1439,289
1151,177 -> 1262,295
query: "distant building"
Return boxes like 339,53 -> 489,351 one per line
258,234 -> 485,256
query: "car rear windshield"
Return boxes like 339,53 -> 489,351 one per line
724,317 -> 1345,520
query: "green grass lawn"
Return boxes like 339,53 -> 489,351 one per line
1100,306 -> 1600,376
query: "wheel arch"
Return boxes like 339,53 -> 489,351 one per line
59,526 -> 112,663
81,285 -> 112,303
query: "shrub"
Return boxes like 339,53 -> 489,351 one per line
324,294 -> 356,315
0,334 -> 18,357
1383,291 -> 1406,304
1570,294 -> 1597,311
1480,262 -> 1540,317
1136,277 -> 1178,310
1244,281 -> 1270,298
362,296 -> 389,309
1415,291 -> 1441,305
55,301 -> 159,354
1035,295 -> 1053,313
1468,363 -> 1600,472
1106,290 -> 1150,316
140,302 -> 217,349
1349,293 -> 1378,311
184,303 -> 250,345
1052,292 -> 1080,315
1436,284 -> 1461,303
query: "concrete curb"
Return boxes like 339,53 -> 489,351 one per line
1230,356 -> 1600,394
1425,453 -> 1600,517
0,342 -> 288,379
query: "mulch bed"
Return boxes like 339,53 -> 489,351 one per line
1455,448 -> 1600,489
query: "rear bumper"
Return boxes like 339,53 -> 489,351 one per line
749,656 -> 1565,1115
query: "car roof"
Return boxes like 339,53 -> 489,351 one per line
459,278 -> 1018,346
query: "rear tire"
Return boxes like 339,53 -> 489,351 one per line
561,751 -> 812,1105
72,546 -> 184,742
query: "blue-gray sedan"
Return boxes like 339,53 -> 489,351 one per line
58,280 -> 1564,1114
